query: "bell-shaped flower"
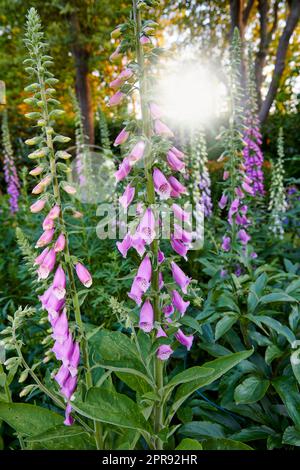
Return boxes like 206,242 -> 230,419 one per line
114,128 -> 129,146
119,184 -> 135,209
139,299 -> 154,333
153,168 -> 171,200
171,261 -> 191,294
172,290 -> 190,316
75,262 -> 92,288
175,329 -> 194,351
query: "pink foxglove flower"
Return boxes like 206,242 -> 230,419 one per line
137,208 -> 156,244
75,263 -> 92,288
218,194 -> 228,210
29,166 -> 44,176
48,205 -> 60,220
119,184 -> 135,209
149,102 -> 163,120
169,176 -> 187,196
167,150 -> 185,173
36,229 -> 55,248
163,304 -> 174,317
172,290 -> 190,315
34,247 -> 50,266
119,68 -> 133,80
170,235 -> 188,259
42,215 -> 55,231
238,229 -> 251,245
158,250 -> 165,264
52,266 -> 66,300
30,198 -> 46,213
115,157 -> 131,182
171,261 -> 191,294
175,329 -> 194,350
172,203 -> 191,223
128,141 -> 146,165
221,236 -> 231,252
109,91 -> 125,107
170,146 -> 185,160
153,168 -> 171,200
54,233 -> 66,252
37,248 -> 56,280
156,327 -> 173,361
117,233 -> 133,258
154,119 -> 174,138
140,35 -> 151,45
139,299 -> 154,333
135,255 -> 152,292
109,77 -> 124,90
128,277 -> 143,306
63,184 -> 77,195
114,128 -> 129,146
174,224 -> 192,244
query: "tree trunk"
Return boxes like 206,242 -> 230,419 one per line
230,0 -> 245,40
69,13 -> 94,145
259,0 -> 300,123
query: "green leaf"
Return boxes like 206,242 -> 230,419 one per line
168,349 -> 253,421
265,345 -> 282,365
215,315 -> 238,340
166,367 -> 214,390
234,376 -> 270,404
180,315 -> 202,333
282,426 -> 300,446
291,349 -> 300,387
248,315 -> 296,345
272,377 -> 300,427
179,421 -> 225,439
202,438 -> 253,450
73,387 -> 152,434
258,292 -> 296,305
176,438 -> 203,450
230,425 -> 276,442
26,424 -> 95,450
0,403 -> 63,436
247,273 -> 268,313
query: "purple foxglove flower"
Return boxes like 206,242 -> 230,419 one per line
128,277 -> 143,306
170,146 -> 185,160
171,235 -> 188,259
64,403 -> 74,426
167,151 -> 185,173
36,229 -> 55,248
29,166 -> 44,176
48,205 -> 60,220
140,34 -> 151,45
175,329 -> 194,350
53,334 -> 73,363
220,269 -> 228,278
55,365 -> 70,387
114,157 -> 131,182
171,261 -> 191,294
149,102 -> 163,120
172,203 -> 191,223
117,233 -> 132,258
163,304 -> 174,317
172,290 -> 190,316
37,248 -> 56,280
221,235 -> 231,252
113,127 -> 129,146
242,181 -> 253,195
119,68 -> 133,80
75,263 -> 92,288
52,310 -> 69,343
156,327 -> 173,361
54,233 -> 66,252
169,176 -> 187,196
135,255 -> 152,292
52,266 -> 66,300
109,77 -> 124,89
34,247 -> 49,266
42,215 -> 55,231
250,252 -> 258,259
223,171 -> 229,180
158,250 -> 165,264
139,299 -> 154,333
153,168 -> 172,200
137,208 -> 156,244
218,193 -> 228,210
61,375 -> 77,401
128,141 -> 146,165
235,187 -> 244,198
154,119 -> 174,138
159,272 -> 164,289
30,198 -> 46,213
131,236 -> 146,257
69,342 -> 80,377
119,184 -> 135,209
238,229 -> 251,245
109,91 -> 125,107
174,223 -> 192,244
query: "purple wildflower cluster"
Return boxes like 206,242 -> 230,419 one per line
2,112 -> 20,214
110,24 -> 194,357
243,113 -> 265,196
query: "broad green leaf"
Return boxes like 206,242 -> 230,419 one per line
230,425 -> 276,442
265,345 -> 282,365
217,294 -> 240,313
282,426 -> 300,446
168,349 -> 253,421
179,421 -> 225,439
215,315 -> 238,341
26,424 -> 95,450
180,315 -> 202,333
202,438 -> 253,450
290,349 -> 300,387
258,292 -> 296,306
0,403 -> 63,436
176,438 -> 203,450
286,278 -> 300,295
73,387 -> 152,434
248,315 -> 296,345
234,376 -> 270,404
166,366 -> 214,390
272,377 -> 300,427
247,273 -> 268,313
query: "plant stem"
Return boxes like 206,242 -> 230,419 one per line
133,0 -> 164,450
